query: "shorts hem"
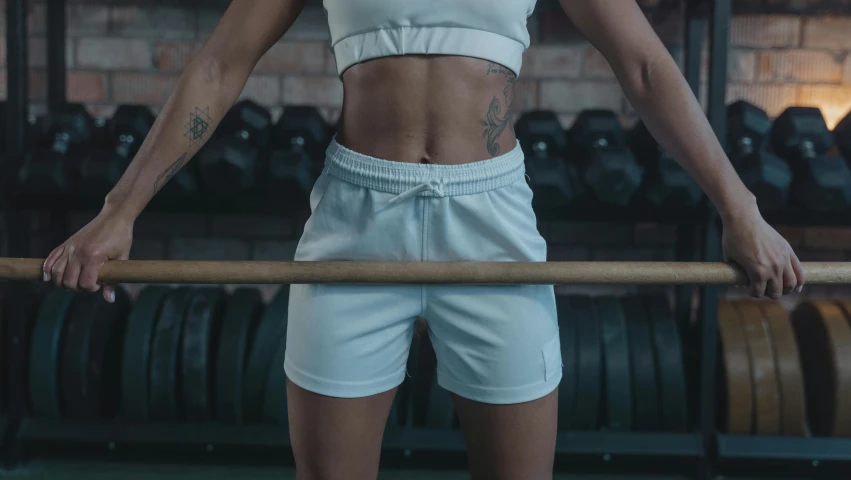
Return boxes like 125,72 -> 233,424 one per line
283,359 -> 406,399
436,369 -> 562,405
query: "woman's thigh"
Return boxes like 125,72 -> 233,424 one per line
287,380 -> 397,480
453,389 -> 558,480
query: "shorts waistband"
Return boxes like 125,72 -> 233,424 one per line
324,139 -> 526,197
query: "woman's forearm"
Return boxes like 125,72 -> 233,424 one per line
104,55 -> 250,220
618,51 -> 757,220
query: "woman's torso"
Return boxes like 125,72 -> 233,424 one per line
324,0 -> 535,165
337,56 -> 518,165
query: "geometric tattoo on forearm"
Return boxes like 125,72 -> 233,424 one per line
185,106 -> 212,148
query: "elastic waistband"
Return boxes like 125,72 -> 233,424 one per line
324,139 -> 526,197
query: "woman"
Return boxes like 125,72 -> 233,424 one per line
43,0 -> 804,478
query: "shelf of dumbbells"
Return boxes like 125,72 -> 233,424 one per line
6,102 -> 332,217
533,203 -> 709,225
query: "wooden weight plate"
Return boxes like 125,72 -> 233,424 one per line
646,295 -> 688,432
181,288 -> 226,422
122,286 -> 170,421
736,300 -> 781,435
243,285 -> 289,422
556,296 -> 577,431
568,296 -> 601,430
621,296 -> 659,431
29,288 -> 76,418
760,301 -> 807,436
596,296 -> 632,431
216,288 -> 264,423
833,300 -> 851,436
149,287 -> 194,422
60,288 -> 131,419
717,300 -> 753,434
793,300 -> 851,436
261,337 -> 289,426
5,284 -> 43,417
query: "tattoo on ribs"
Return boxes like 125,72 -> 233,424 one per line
153,152 -> 187,195
480,63 -> 516,156
185,107 -> 212,148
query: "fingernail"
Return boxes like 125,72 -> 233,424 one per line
109,291 -> 116,303
42,272 -> 49,282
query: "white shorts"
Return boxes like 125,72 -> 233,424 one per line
284,139 -> 561,404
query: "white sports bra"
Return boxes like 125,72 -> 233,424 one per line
323,0 -> 537,78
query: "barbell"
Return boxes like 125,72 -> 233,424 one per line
0,258 -> 849,285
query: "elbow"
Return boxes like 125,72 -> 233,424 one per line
196,54 -> 230,85
622,52 -> 664,99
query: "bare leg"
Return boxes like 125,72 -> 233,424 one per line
452,389 -> 558,480
287,379 -> 397,480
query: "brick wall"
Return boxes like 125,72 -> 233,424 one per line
3,3 -> 850,127
4,2 -> 851,300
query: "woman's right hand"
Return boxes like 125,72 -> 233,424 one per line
42,206 -> 135,303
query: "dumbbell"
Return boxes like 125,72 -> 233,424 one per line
629,122 -> 701,207
515,111 -> 584,209
265,106 -> 330,203
770,107 -> 851,211
79,105 -> 156,198
836,109 -> 851,162
198,100 -> 272,196
18,103 -> 96,194
726,101 -> 792,211
569,110 -> 644,207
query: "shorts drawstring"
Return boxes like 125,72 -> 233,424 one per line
389,178 -> 445,204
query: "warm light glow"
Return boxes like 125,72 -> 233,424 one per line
823,104 -> 851,130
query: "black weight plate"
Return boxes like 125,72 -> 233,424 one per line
392,326 -> 421,428
0,286 -> 6,412
596,296 -> 632,431
261,336 -> 289,426
426,370 -> 455,429
621,296 -> 660,431
149,287 -> 193,422
555,296 -> 577,431
411,325 -> 438,427
181,288 -> 226,422
568,296 -> 601,430
29,288 -> 75,418
60,288 -> 131,419
243,285 -> 290,422
404,325 -> 426,426
122,286 -> 170,421
5,284 -> 43,417
216,288 -> 264,423
387,390 -> 402,429
646,295 -> 688,432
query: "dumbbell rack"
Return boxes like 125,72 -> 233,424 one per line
3,0 -> 851,479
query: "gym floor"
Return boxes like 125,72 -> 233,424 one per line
3,461 -> 800,480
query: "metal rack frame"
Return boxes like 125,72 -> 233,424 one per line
4,0 -> 851,478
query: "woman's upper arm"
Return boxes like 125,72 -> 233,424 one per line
200,0 -> 309,73
557,0 -> 670,80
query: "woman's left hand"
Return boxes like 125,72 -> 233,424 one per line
721,201 -> 805,299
